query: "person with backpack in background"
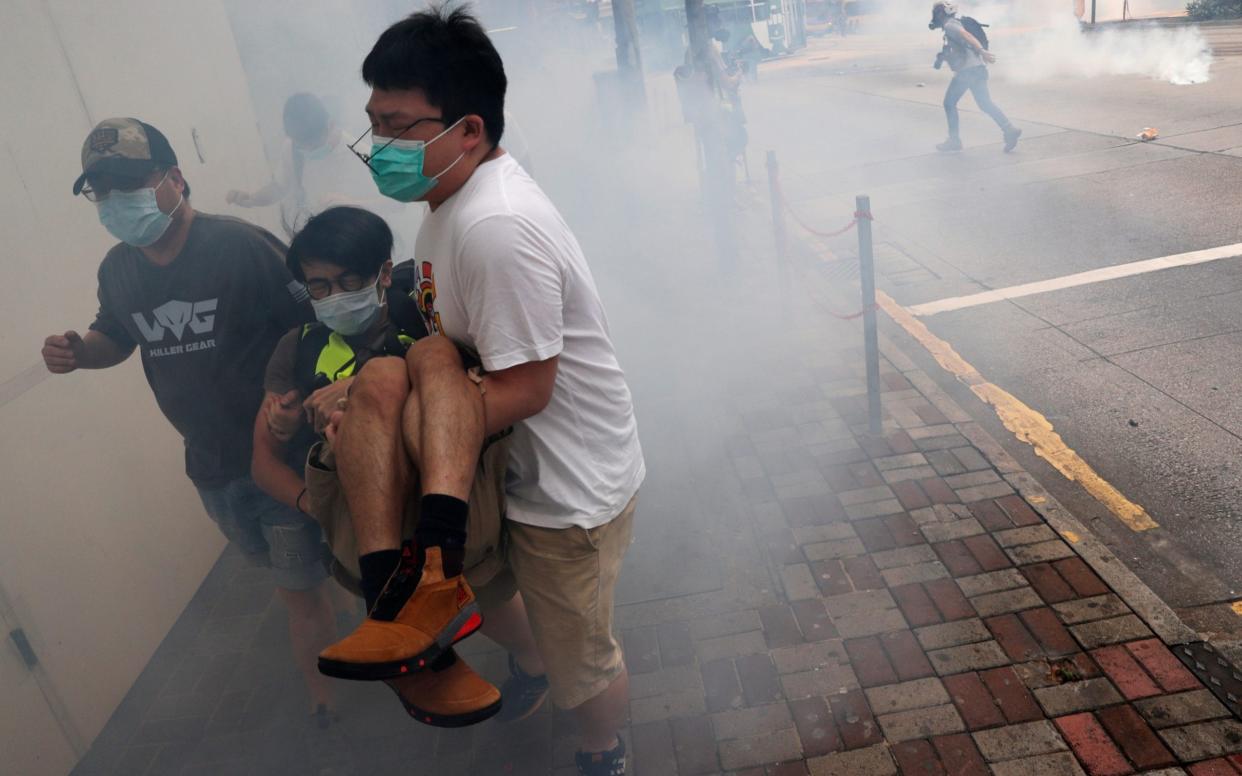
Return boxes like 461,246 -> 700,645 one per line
929,1 -> 1021,153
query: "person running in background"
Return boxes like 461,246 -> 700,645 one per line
930,1 -> 1021,153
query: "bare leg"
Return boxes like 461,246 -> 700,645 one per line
276,583 -> 338,710
402,337 -> 484,501
335,357 -> 411,555
480,592 -> 546,676
574,668 -> 630,752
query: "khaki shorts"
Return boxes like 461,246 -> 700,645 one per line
303,433 -> 518,611
508,495 -> 637,710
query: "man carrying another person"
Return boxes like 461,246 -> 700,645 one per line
302,7 -> 645,773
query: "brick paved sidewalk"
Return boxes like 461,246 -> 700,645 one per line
621,338 -> 1242,776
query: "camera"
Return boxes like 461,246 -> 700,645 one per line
934,51 -> 945,69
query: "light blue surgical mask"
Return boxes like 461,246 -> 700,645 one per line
310,278 -> 384,336
96,172 -> 183,247
370,118 -> 466,203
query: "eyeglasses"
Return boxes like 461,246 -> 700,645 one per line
347,117 -> 446,171
81,170 -> 165,203
303,270 -> 374,301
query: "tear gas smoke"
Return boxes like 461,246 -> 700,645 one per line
879,0 -> 1213,85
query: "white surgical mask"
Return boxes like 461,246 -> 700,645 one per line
310,278 -> 384,336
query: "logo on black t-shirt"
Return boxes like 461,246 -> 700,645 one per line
132,299 -> 218,357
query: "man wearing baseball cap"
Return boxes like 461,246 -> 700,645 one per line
45,118 -> 341,725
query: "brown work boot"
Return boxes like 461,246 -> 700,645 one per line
385,649 -> 502,728
318,544 -> 482,681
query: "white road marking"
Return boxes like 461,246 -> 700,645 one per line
908,243 -> 1242,317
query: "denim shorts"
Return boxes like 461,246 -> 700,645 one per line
197,477 -> 329,591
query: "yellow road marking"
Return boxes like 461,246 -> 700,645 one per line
1232,601 -> 1242,617
875,290 -> 1159,532
1062,530 -> 1081,544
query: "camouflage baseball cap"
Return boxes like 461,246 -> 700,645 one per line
72,118 -> 178,195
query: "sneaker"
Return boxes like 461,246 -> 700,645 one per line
493,652 -> 550,723
937,138 -> 963,153
318,544 -> 482,681
575,737 -> 626,776
1003,126 -> 1023,152
384,649 -> 502,728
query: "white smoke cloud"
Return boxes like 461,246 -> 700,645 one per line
876,0 -> 1213,85
1002,11 -> 1213,85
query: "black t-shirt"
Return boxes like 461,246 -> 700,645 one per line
89,213 -> 313,487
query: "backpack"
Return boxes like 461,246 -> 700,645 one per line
961,16 -> 989,50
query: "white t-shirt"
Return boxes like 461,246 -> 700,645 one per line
414,153 -> 645,529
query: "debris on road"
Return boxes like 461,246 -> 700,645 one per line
1138,127 -> 1160,141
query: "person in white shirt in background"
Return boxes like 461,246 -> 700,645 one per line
227,92 -> 421,253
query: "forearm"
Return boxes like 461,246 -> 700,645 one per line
478,358 -> 558,437
78,330 -> 133,369
480,383 -> 539,437
252,421 -> 308,512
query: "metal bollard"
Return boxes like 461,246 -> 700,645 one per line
766,151 -> 787,264
857,195 -> 882,436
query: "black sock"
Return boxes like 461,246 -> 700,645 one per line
417,494 -> 468,576
358,549 -> 401,612
430,649 -> 457,672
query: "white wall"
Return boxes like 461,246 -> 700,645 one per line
0,1 -> 277,771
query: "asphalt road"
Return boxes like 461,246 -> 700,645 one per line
739,21 -> 1242,642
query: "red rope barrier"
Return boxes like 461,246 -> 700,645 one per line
768,172 -> 878,320
773,178 -> 873,240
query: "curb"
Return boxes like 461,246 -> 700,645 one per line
877,331 -> 1201,648
779,213 -> 1206,652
